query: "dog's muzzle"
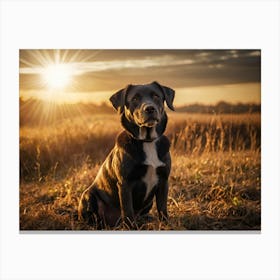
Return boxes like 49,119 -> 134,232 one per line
141,104 -> 160,127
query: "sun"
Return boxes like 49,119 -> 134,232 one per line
21,49 -> 102,102
42,63 -> 73,90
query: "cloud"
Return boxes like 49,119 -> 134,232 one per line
20,55 -> 196,75
248,50 -> 261,56
19,50 -> 261,92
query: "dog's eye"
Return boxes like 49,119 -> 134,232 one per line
132,95 -> 140,102
153,94 -> 160,100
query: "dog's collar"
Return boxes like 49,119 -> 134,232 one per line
125,127 -> 159,142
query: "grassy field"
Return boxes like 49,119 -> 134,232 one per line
20,112 -> 261,230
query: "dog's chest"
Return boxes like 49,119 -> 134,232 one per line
142,141 -> 165,200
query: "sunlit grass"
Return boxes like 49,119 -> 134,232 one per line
20,112 -> 261,230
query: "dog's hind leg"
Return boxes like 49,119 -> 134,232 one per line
78,187 -> 100,226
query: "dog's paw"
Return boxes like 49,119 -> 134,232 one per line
121,216 -> 138,230
158,211 -> 169,222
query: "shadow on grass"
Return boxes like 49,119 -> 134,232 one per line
20,208 -> 260,231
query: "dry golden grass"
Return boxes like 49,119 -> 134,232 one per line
20,112 -> 261,230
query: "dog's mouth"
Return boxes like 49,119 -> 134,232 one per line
132,108 -> 160,128
140,117 -> 159,127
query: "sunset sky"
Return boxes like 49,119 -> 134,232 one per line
19,49 -> 261,105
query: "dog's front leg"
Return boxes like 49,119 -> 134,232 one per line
117,183 -> 135,227
156,181 -> 169,222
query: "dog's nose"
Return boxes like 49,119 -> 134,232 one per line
144,105 -> 156,114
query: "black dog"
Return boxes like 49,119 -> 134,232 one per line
78,81 -> 175,228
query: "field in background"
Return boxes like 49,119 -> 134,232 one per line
20,111 -> 261,230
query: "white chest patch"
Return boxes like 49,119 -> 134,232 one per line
142,141 -> 165,200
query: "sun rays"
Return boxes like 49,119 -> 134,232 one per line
41,63 -> 74,90
19,49 -> 261,106
19,49 -> 103,102
19,50 -> 103,127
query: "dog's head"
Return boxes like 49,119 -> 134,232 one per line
110,81 -> 175,141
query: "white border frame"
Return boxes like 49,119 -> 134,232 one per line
1,1 -> 279,279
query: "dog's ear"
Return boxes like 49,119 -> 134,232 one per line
110,85 -> 131,114
152,81 -> 175,111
